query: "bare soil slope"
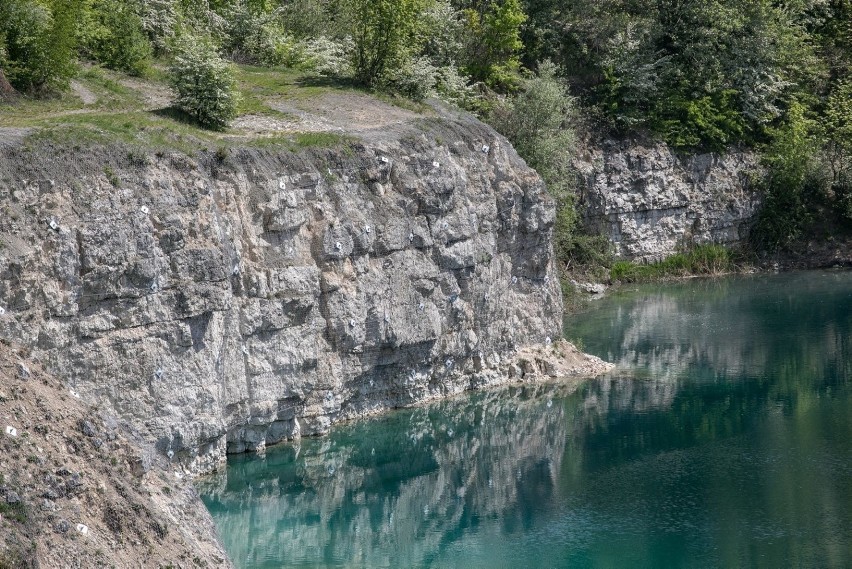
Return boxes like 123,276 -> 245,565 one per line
0,341 -> 231,569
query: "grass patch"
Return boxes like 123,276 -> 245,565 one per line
610,244 -> 737,283
0,92 -> 86,126
25,110 -> 220,154
0,501 -> 28,525
234,65 -> 301,118
247,131 -> 355,151
373,91 -> 430,114
234,65 -> 340,112
78,66 -> 133,98
0,66 -> 146,127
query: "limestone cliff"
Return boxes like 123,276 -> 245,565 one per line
0,109 -> 606,476
576,139 -> 761,262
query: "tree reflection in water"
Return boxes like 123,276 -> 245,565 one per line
202,270 -> 852,568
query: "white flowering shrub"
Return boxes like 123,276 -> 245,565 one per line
139,0 -> 177,55
168,36 -> 240,130
297,36 -> 354,76
435,63 -> 472,106
386,55 -> 437,101
420,0 -> 465,67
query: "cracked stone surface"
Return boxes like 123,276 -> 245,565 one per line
0,343 -> 232,568
0,110 -> 597,475
577,139 -> 762,262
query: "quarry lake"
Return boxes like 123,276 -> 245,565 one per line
199,270 -> 852,568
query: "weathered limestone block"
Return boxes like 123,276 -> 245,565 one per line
578,139 -> 762,262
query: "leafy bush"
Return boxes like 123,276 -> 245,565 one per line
822,80 -> 852,221
751,102 -> 823,250
168,35 -> 240,129
461,0 -> 526,91
420,0 -> 465,68
296,36 -> 354,76
350,0 -> 428,88
81,0 -> 152,75
221,4 -> 292,66
652,90 -> 748,151
279,0 -> 353,39
434,63 -> 473,106
488,61 -> 574,187
385,55 -> 437,101
487,61 -> 609,270
0,0 -> 77,94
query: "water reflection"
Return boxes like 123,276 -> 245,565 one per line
567,270 -> 852,381
201,383 -> 576,568
202,270 -> 852,568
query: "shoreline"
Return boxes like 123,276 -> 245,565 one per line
563,243 -> 852,311
208,338 -> 614,467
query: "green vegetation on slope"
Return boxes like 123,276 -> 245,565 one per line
1,0 -> 850,263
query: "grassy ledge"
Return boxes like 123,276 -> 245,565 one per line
0,62 -> 425,155
608,244 -> 744,284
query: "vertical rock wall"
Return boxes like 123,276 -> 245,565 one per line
0,116 -> 565,474
577,139 -> 761,262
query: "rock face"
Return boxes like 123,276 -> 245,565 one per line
0,113 -> 568,474
0,343 -> 232,568
577,139 -> 761,262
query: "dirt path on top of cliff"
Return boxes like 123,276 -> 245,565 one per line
1,64 -> 434,145
232,91 -> 431,139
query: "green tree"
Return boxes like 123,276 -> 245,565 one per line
809,0 -> 852,81
521,0 -> 816,149
279,0 -> 352,39
752,102 -> 822,249
0,0 -> 77,94
220,1 -> 293,65
0,53 -> 16,99
80,0 -> 152,75
350,0 -> 429,88
460,0 -> 527,90
489,61 -> 572,181
420,0 -> 465,67
823,80 -> 852,219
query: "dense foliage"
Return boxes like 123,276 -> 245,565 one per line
79,0 -> 152,75
1,0 -> 849,252
0,0 -> 77,93
518,0 -> 852,253
168,35 -> 239,129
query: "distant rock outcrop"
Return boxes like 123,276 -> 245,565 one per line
577,139 -> 761,262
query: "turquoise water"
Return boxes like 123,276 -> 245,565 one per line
200,270 -> 852,568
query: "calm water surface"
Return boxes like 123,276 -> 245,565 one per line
200,270 -> 852,568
